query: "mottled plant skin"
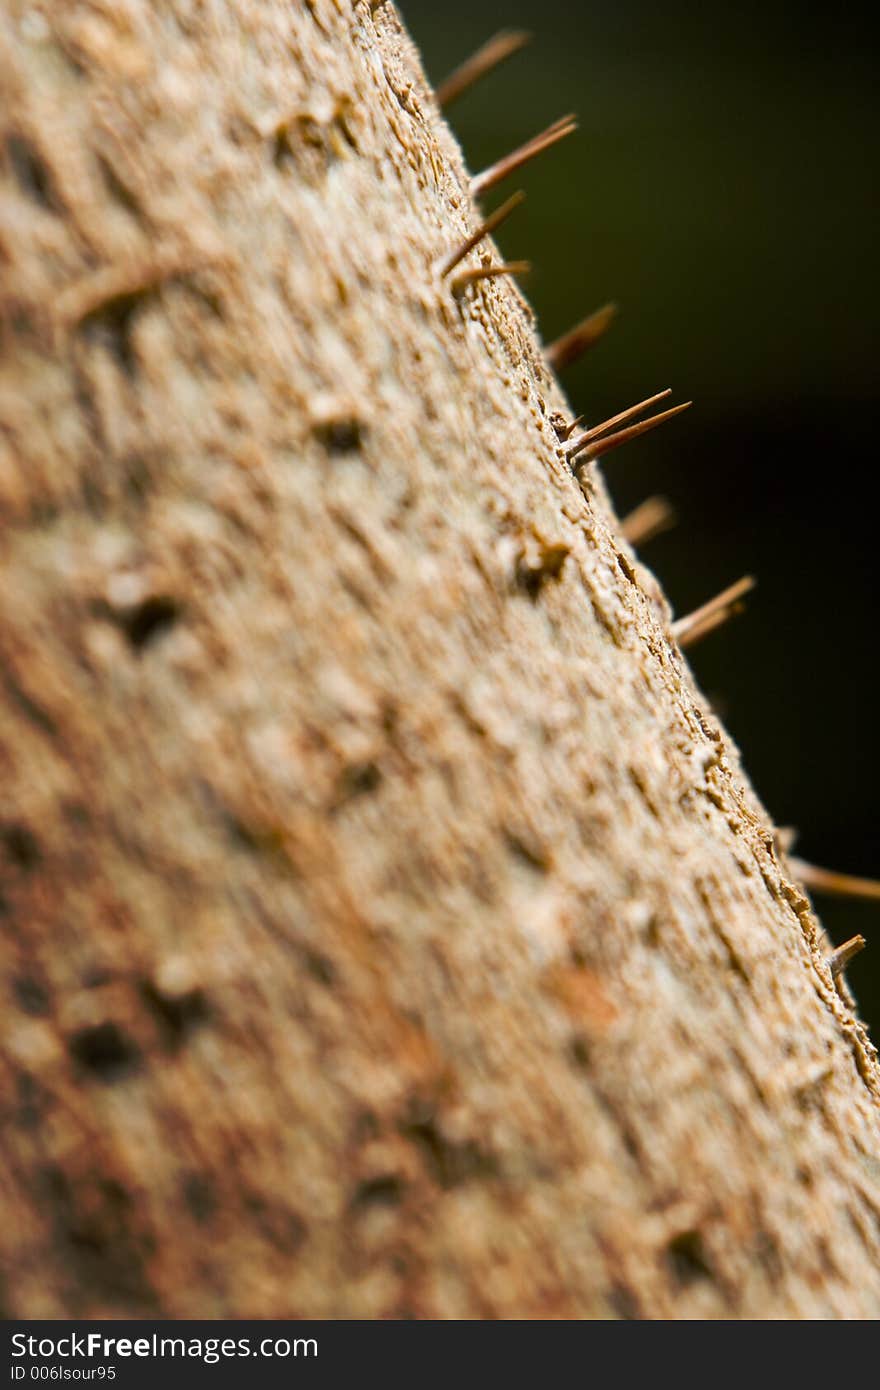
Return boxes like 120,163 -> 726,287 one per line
0,0 -> 879,1319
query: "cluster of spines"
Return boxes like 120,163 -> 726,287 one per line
434,30 -> 879,964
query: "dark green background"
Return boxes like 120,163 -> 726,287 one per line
402,1 -> 880,1027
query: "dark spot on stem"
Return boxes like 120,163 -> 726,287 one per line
351,1174 -> 406,1210
12,975 -> 50,1017
666,1229 -> 715,1288
516,541 -> 570,597
5,132 -> 62,211
1,823 -> 41,870
271,126 -> 295,170
502,825 -> 550,872
38,1167 -> 158,1312
400,1102 -> 499,1189
182,1173 -> 217,1224
119,595 -> 181,651
335,760 -> 382,806
80,285 -> 157,375
313,416 -> 365,453
608,1282 -> 642,1319
303,950 -> 336,986
139,979 -> 210,1051
1,671 -> 58,739
68,1022 -> 142,1083
95,153 -> 144,221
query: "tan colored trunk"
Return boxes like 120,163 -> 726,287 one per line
1,0 -> 878,1319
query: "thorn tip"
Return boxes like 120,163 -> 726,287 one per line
437,30 -> 532,109
564,391 -> 676,462
827,935 -> 867,979
546,303 -> 618,371
672,575 -> 755,649
620,496 -> 677,547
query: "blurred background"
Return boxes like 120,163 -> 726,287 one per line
402,0 -> 880,1027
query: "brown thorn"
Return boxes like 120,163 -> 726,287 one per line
672,575 -> 755,649
676,604 -> 747,649
438,191 -> 526,278
574,400 -> 692,468
791,859 -> 880,904
826,935 -> 867,979
450,261 -> 530,298
620,495 -> 677,547
565,390 -> 673,461
437,30 -> 532,109
546,303 -> 618,372
471,116 -> 578,198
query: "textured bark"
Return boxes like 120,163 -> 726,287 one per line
1,0 -> 879,1320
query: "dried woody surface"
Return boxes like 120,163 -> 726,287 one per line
1,0 -> 879,1319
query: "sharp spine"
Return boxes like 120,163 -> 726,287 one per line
672,575 -> 755,648
546,303 -> 618,371
827,935 -> 867,979
471,116 -> 577,198
437,30 -> 532,109
438,190 -> 525,278
620,496 -> 676,546
565,390 -> 674,461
